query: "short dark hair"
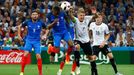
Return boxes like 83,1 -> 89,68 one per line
52,4 -> 60,12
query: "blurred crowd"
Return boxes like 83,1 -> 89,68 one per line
0,0 -> 134,50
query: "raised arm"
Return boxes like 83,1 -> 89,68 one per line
47,18 -> 59,29
18,21 -> 27,40
68,7 -> 76,23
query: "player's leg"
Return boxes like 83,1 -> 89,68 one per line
89,55 -> 98,75
57,55 -> 66,75
20,40 -> 32,75
34,41 -> 42,75
48,34 -> 61,54
49,34 -> 64,75
102,45 -> 123,75
47,39 -> 55,63
57,41 -> 69,75
50,52 -> 55,63
91,46 -> 103,75
20,51 -> 29,75
71,44 -> 80,75
36,54 -> 42,75
82,43 -> 98,75
63,32 -> 74,63
65,39 -> 74,63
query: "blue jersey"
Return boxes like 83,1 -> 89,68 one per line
66,20 -> 75,40
22,19 -> 46,41
47,11 -> 67,34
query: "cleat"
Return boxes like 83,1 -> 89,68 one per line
115,72 -> 123,75
71,72 -> 75,75
20,72 -> 24,75
75,67 -> 80,75
57,71 -> 62,75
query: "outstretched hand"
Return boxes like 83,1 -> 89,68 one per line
68,6 -> 73,14
91,6 -> 97,14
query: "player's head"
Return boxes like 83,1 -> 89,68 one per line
31,10 -> 39,21
77,8 -> 85,22
93,12 -> 103,25
52,5 -> 60,16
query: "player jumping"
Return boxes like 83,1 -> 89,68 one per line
69,7 -> 98,75
44,5 -> 75,75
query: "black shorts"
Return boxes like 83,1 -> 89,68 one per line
93,45 -> 112,56
74,40 -> 93,56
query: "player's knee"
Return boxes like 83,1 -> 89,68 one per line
108,56 -> 113,59
88,55 -> 96,61
36,54 -> 41,59
24,51 -> 29,57
68,40 -> 73,47
62,55 -> 66,62
107,53 -> 113,59
75,44 -> 80,51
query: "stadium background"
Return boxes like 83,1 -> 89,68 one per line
0,0 -> 134,75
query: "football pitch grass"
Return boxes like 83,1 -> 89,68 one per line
0,64 -> 133,75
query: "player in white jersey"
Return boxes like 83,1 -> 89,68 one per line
69,7 -> 98,75
89,13 -> 123,75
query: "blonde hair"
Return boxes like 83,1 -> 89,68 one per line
77,8 -> 85,14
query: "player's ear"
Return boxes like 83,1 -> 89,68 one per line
37,13 -> 40,17
30,14 -> 32,18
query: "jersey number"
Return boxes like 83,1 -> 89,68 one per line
96,31 -> 101,35
57,22 -> 59,26
33,29 -> 36,32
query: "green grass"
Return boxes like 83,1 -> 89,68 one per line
0,64 -> 134,75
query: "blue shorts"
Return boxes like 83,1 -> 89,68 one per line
68,28 -> 74,40
53,31 -> 72,47
24,39 -> 41,54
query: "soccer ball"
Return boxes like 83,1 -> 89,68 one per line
60,1 -> 71,11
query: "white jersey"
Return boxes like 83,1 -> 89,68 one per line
89,22 -> 109,46
74,16 -> 93,43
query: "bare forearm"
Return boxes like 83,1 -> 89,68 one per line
47,18 -> 59,29
45,29 -> 49,36
89,30 -> 92,39
18,25 -> 21,37
105,34 -> 110,41
69,12 -> 76,23
47,22 -> 55,29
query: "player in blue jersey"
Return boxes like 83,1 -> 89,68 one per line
45,5 -> 75,75
65,17 -> 81,75
18,10 -> 49,75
